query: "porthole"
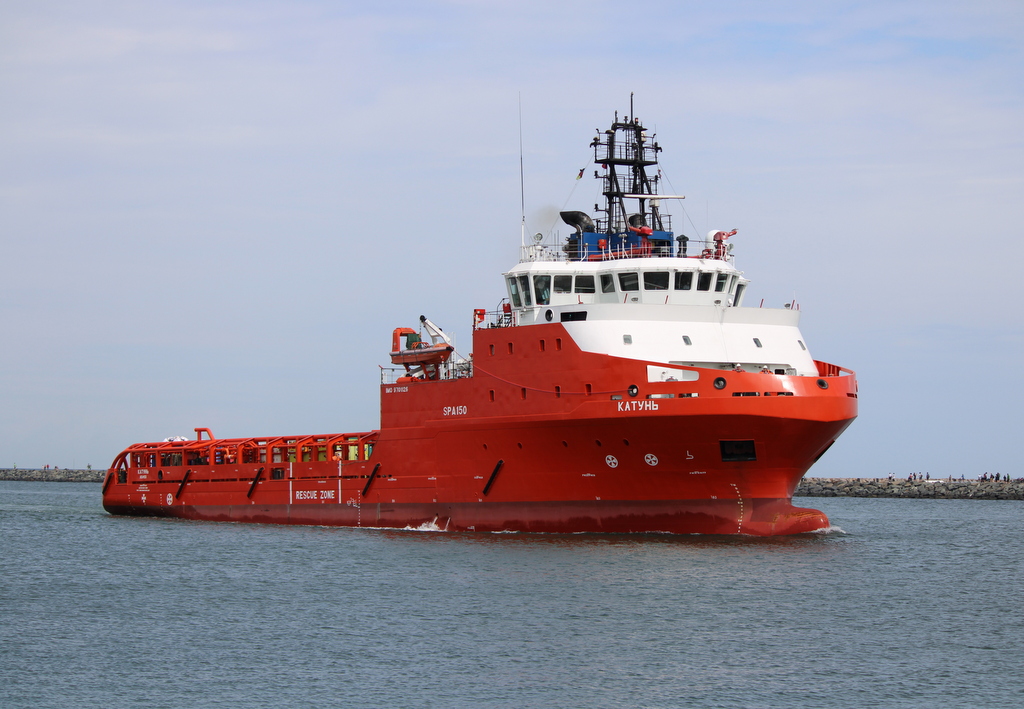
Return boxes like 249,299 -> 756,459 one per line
753,338 -> 762,348
545,309 -> 553,322
714,377 -> 727,390
817,378 -> 829,389
627,384 -> 639,397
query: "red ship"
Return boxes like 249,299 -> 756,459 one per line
103,110 -> 857,535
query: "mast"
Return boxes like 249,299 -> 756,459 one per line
560,104 -> 685,261
591,111 -> 663,235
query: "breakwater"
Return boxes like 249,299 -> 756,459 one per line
0,468 -> 104,483
797,477 -> 1024,500
2,470 -> 1021,499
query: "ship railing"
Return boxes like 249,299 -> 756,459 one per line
519,244 -> 566,262
109,430 -> 382,476
477,302 -> 515,329
380,366 -> 405,385
593,142 -> 659,164
380,360 -> 474,385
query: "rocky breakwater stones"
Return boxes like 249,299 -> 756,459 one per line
0,468 -> 105,483
796,478 -> 1024,500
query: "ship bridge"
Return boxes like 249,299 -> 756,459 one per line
504,245 -> 748,312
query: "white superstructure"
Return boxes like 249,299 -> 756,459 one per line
504,243 -> 817,377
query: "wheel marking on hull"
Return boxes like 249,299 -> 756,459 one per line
166,493 -> 172,505
644,454 -> 659,466
605,455 -> 619,468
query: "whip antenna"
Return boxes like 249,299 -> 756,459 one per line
519,94 -> 526,246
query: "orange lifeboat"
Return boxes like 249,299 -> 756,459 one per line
389,327 -> 454,367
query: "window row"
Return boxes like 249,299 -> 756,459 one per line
508,270 -> 741,307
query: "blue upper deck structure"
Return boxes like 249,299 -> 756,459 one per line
560,104 -> 688,262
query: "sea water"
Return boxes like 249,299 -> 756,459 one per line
1,481 -> 1021,709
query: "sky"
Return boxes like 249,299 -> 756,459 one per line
1,0 -> 1022,477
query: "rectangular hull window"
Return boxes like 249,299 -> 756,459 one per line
720,440 -> 757,462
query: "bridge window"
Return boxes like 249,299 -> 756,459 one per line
518,275 -> 533,306
600,274 -> 616,293
508,277 -> 522,307
674,272 -> 693,290
697,272 -> 713,291
553,275 -> 572,293
734,283 -> 746,304
729,275 -> 738,293
574,275 -> 596,293
682,335 -> 692,346
533,275 -> 551,305
715,273 -> 729,292
643,272 -> 669,290
618,272 -> 639,291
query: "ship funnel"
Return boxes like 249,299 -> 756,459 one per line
560,211 -> 596,236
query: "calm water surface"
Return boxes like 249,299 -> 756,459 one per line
1,482 -> 1021,708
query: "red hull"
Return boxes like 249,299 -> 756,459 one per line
103,322 -> 856,536
103,498 -> 828,536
